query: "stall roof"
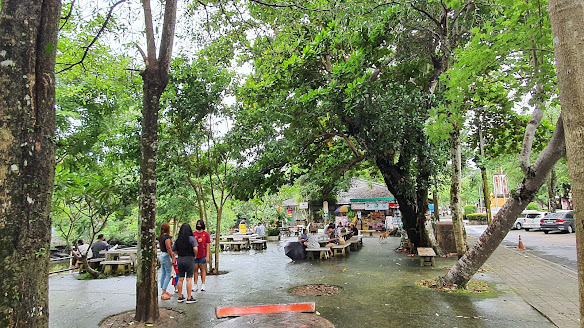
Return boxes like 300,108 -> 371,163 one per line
350,197 -> 395,202
336,178 -> 394,204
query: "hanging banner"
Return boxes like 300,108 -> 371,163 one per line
323,201 -> 329,214
287,209 -> 293,217
493,174 -> 509,197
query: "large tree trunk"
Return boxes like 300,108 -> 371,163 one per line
135,0 -> 177,323
441,117 -> 566,287
547,0 -> 584,324
376,157 -> 431,248
136,69 -> 164,323
0,1 -> 61,327
450,126 -> 468,258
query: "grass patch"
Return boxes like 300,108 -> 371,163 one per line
77,272 -> 108,280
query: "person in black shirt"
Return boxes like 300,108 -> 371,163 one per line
172,223 -> 198,304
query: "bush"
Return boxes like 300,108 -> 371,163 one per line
267,227 -> 280,236
526,202 -> 539,210
466,213 -> 487,221
464,204 -> 477,215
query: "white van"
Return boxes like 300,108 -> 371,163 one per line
519,210 -> 547,231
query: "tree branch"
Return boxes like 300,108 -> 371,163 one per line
60,0 -> 77,30
248,0 -> 330,12
158,0 -> 178,71
57,0 -> 127,74
142,0 -> 157,64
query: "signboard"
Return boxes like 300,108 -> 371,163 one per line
357,211 -> 362,219
365,202 -> 389,210
350,203 -> 366,210
299,202 -> 309,209
287,209 -> 293,217
493,174 -> 509,197
323,201 -> 329,214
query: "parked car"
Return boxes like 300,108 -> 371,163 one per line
512,211 -> 537,230
540,210 -> 575,234
522,211 -> 547,231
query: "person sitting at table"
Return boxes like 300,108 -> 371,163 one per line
71,239 -> 93,269
298,229 -> 308,244
255,222 -> 266,237
324,226 -> 340,257
90,234 -> 109,258
172,223 -> 198,304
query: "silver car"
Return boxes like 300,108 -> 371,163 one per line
540,210 -> 575,234
523,211 -> 547,231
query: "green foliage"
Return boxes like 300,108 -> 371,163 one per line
526,202 -> 539,210
266,227 -> 280,236
466,213 -> 488,221
464,205 -> 477,215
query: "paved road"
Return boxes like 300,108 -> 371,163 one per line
464,223 -> 578,271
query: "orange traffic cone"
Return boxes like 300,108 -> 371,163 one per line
518,235 -> 525,250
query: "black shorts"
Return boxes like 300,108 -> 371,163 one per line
177,256 -> 195,278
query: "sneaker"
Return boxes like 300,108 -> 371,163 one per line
174,290 -> 178,294
192,285 -> 199,292
186,297 -> 197,304
200,284 -> 206,291
177,296 -> 185,303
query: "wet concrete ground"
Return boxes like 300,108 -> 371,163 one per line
49,236 -> 555,328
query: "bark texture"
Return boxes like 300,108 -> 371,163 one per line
442,117 -> 566,286
0,0 -> 61,327
547,0 -> 584,323
135,0 -> 177,323
450,125 -> 467,258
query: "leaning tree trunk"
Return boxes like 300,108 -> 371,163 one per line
0,1 -> 61,327
441,117 -> 566,287
547,0 -> 584,323
135,0 -> 177,323
450,125 -> 468,258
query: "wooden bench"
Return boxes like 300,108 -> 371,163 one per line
348,236 -> 363,246
220,241 -> 248,251
250,240 -> 268,250
101,260 -> 133,275
305,248 -> 330,260
417,247 -> 437,267
331,243 -> 351,256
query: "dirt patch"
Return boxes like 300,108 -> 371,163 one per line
100,308 -> 185,328
417,278 -> 493,294
289,284 -> 341,296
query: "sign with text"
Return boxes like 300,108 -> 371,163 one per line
299,202 -> 309,209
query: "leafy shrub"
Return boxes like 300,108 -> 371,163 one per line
267,227 -> 280,236
464,205 -> 477,215
526,202 -> 539,210
466,213 -> 487,221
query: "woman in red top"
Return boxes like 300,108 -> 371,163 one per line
193,219 -> 211,291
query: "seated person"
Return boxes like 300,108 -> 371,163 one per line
298,229 -> 308,244
90,234 -> 109,258
324,226 -> 340,256
71,239 -> 93,268
254,222 -> 266,237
